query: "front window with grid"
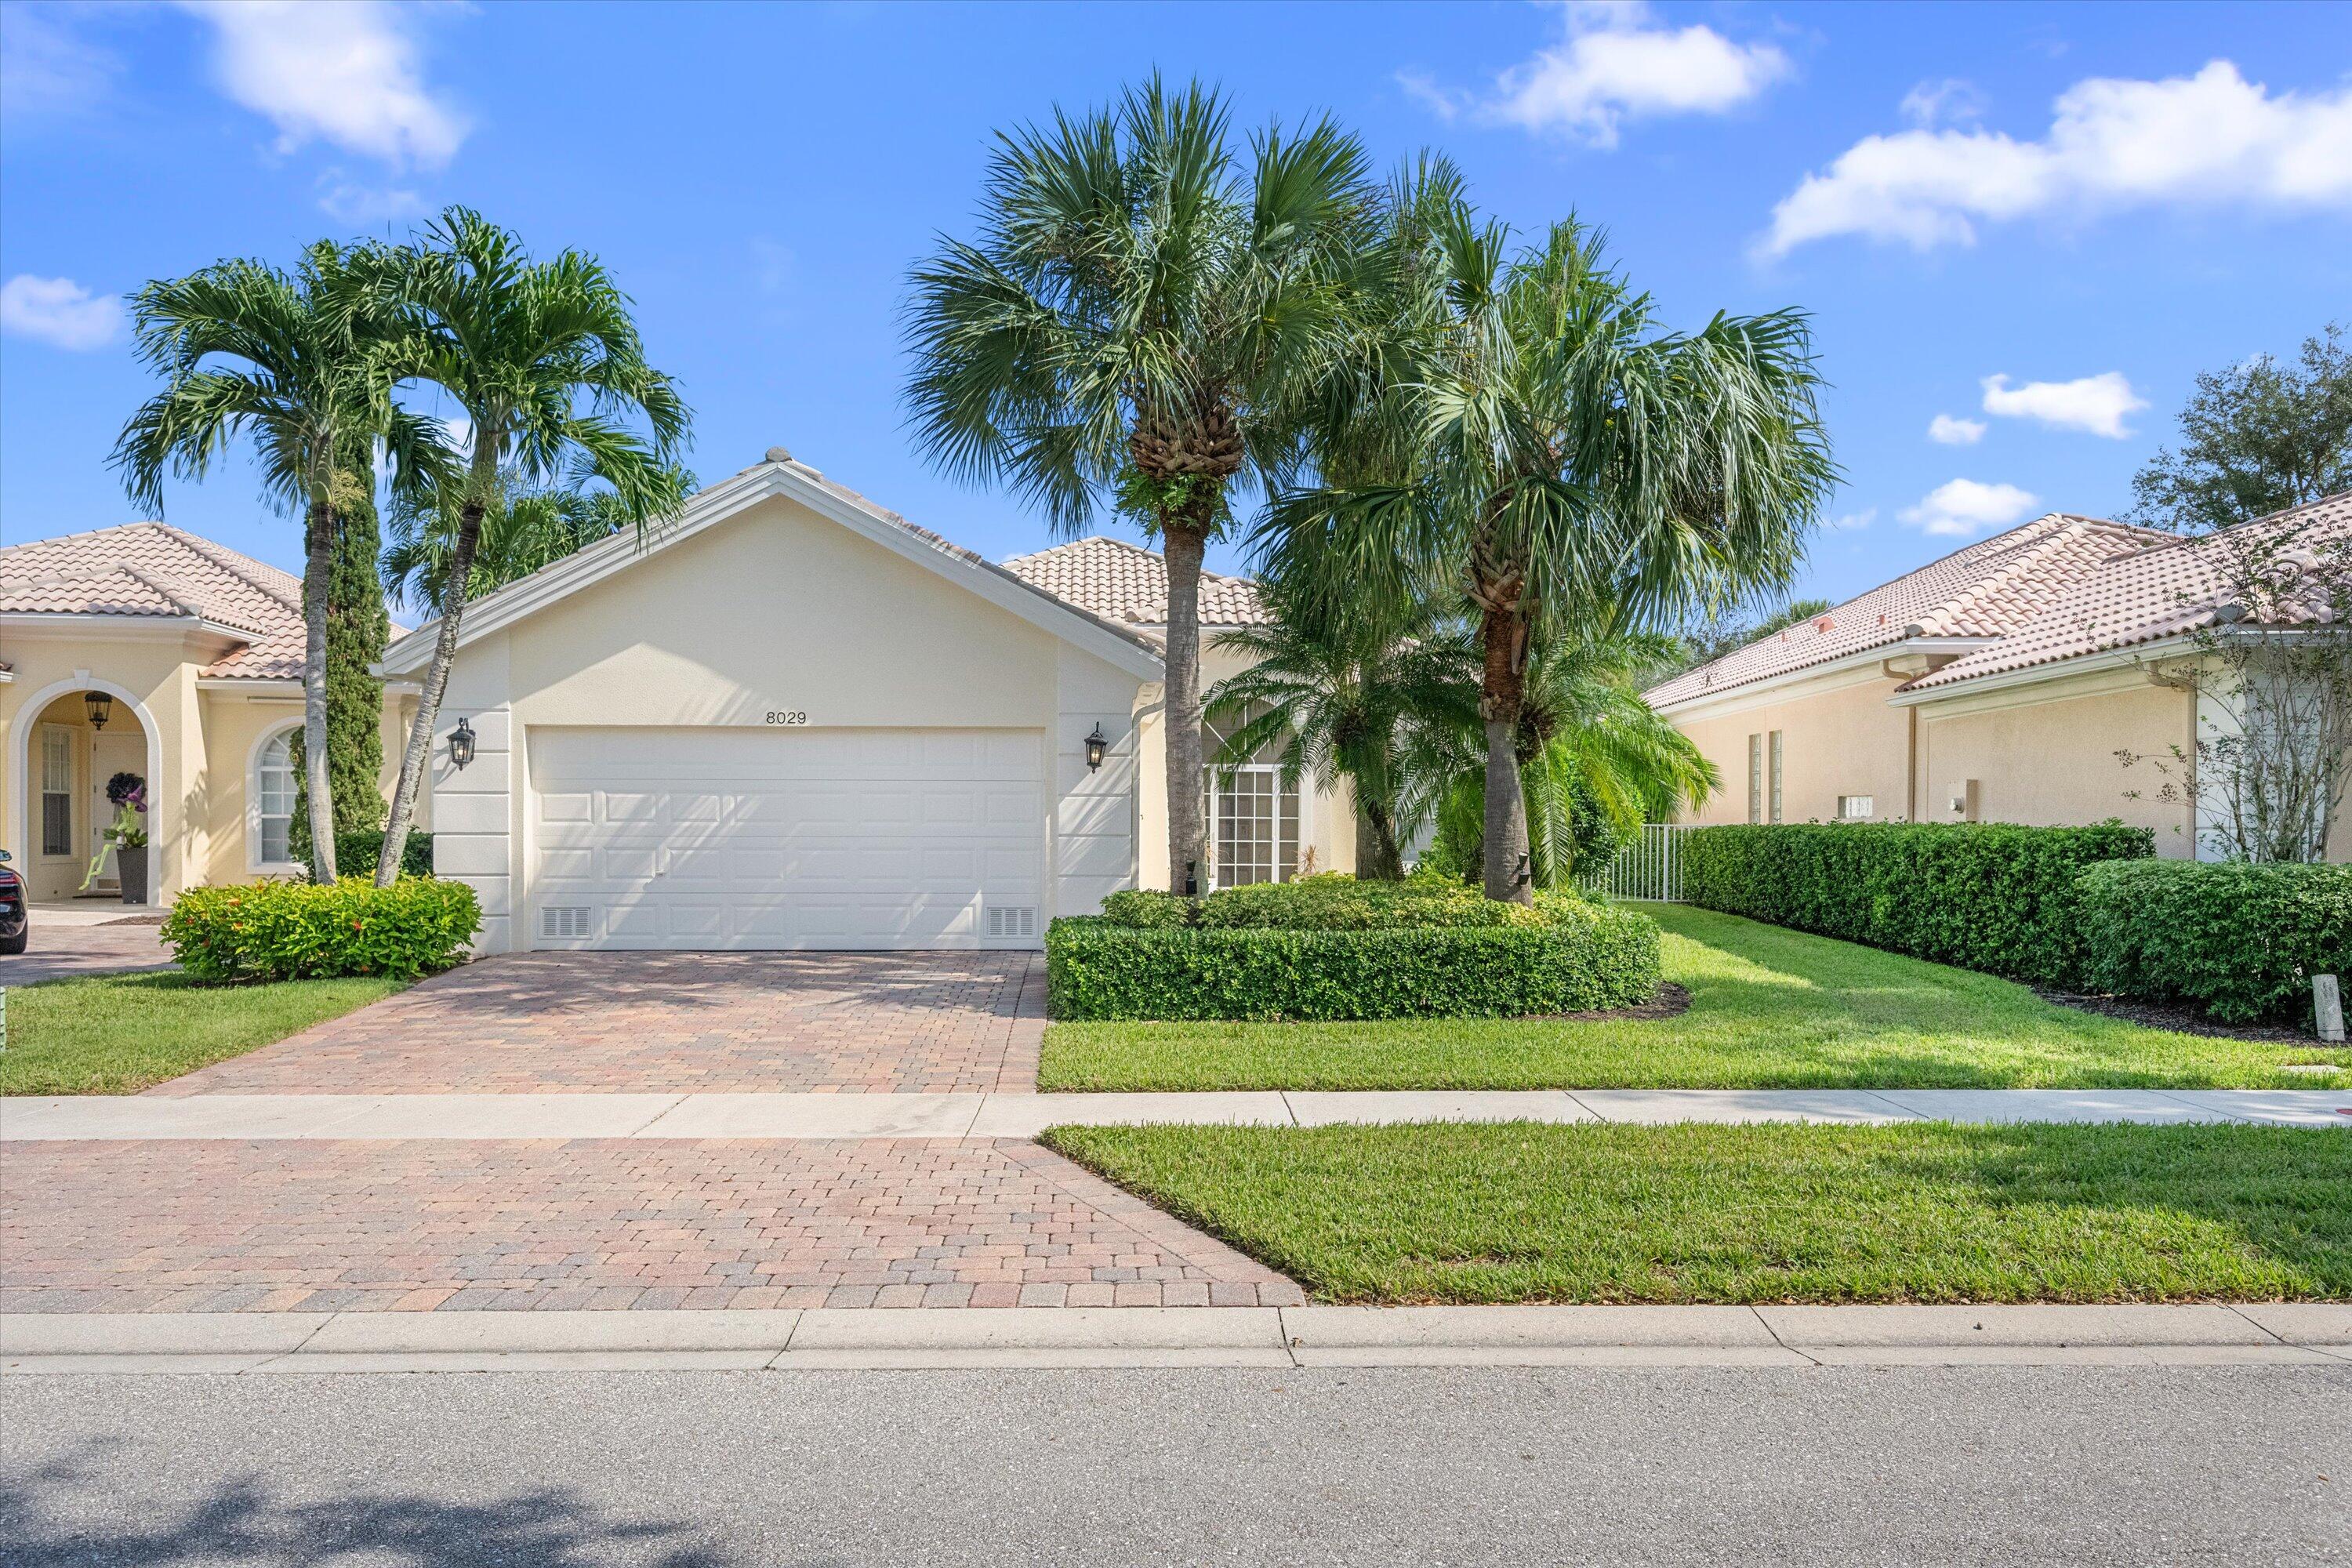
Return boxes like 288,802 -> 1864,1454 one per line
1201,706 -> 1304,889
1838,794 -> 1875,820
255,730 -> 297,866
39,726 -> 74,857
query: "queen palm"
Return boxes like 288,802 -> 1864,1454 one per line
904,76 -> 1374,892
112,241 -> 445,883
1267,208 -> 1834,901
366,206 -> 690,885
382,456 -> 697,613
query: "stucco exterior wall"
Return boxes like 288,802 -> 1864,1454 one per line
1665,664 -> 1917,826
1911,669 -> 2198,854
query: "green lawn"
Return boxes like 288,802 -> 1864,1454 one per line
1039,904 -> 2352,1091
1043,1120 -> 2352,1304
0,971 -> 405,1094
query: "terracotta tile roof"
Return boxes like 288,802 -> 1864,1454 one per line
999,535 -> 1269,628
1643,514 -> 2169,709
0,521 -> 307,680
1903,491 -> 2352,692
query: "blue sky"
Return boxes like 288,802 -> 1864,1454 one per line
3,1 -> 2347,610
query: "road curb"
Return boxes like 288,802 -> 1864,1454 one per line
5,1303 -> 2349,1374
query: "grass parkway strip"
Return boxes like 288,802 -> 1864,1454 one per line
1041,1120 -> 2352,1306
1038,906 -> 2352,1093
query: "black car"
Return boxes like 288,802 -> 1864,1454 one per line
0,848 -> 26,956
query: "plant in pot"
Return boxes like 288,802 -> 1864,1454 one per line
82,771 -> 151,904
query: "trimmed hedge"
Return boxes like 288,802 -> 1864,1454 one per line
1679,821 -> 2154,985
1048,895 -> 1661,1022
2077,860 -> 2352,1025
1101,873 -> 1573,932
162,876 -> 480,983
326,828 -> 434,880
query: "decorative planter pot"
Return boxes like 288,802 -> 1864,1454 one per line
117,844 -> 150,906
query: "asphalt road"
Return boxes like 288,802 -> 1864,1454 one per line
5,1365 -> 2348,1566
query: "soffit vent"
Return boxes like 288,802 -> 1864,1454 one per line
986,906 -> 1036,939
540,906 -> 592,940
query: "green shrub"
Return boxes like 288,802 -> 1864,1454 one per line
323,828 -> 434,880
1047,897 -> 1661,1021
1679,821 -> 2153,985
162,876 -> 481,983
2077,860 -> 2352,1025
1099,889 -> 1195,928
1097,873 -> 1584,932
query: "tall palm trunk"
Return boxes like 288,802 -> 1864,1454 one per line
1479,597 -> 1534,904
1356,793 -> 1403,880
1162,515 -> 1210,895
300,493 -> 339,883
377,492 -> 487,886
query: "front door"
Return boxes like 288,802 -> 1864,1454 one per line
87,731 -> 143,888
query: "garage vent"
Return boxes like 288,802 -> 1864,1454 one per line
539,906 -> 593,940
986,905 -> 1036,939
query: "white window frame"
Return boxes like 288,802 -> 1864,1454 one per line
1768,730 -> 1785,823
1746,734 -> 1763,824
38,724 -> 75,858
1838,794 -> 1875,820
1200,762 -> 1312,891
247,720 -> 303,874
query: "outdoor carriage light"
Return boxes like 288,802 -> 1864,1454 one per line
448,716 -> 477,771
1083,723 -> 1108,772
84,691 -> 112,731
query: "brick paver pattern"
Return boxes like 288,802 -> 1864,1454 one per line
1,1137 -> 1301,1312
150,951 -> 1047,1097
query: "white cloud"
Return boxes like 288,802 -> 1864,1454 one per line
318,176 -> 427,226
180,0 -> 466,169
1900,478 -> 2041,538
1432,1 -> 1788,148
0,274 -> 122,350
1763,60 -> 2352,255
1824,507 -> 1878,532
1928,414 -> 1987,445
0,5 -> 118,122
1900,78 -> 1986,129
1980,372 -> 2147,438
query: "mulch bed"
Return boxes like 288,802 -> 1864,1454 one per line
1534,982 -> 1692,1024
2032,985 -> 2322,1044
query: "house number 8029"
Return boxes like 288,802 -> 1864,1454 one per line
765,710 -> 808,727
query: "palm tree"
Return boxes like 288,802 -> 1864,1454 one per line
382,456 -> 697,613
112,241 -> 445,883
1203,575 -> 1451,880
1265,207 -> 1834,901
903,76 -> 1374,893
364,207 -> 689,885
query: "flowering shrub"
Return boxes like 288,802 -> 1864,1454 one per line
162,877 -> 480,983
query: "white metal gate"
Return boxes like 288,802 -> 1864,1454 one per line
1592,823 -> 1686,901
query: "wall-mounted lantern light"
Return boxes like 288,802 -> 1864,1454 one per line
448,715 -> 477,771
1083,723 -> 1108,772
84,691 -> 113,731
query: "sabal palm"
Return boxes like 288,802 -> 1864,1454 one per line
904,76 -> 1374,891
1265,208 -> 1834,900
1203,578 -> 1450,880
111,241 -> 445,882
382,457 -> 696,612
366,207 -> 689,884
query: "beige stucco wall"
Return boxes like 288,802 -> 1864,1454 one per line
1911,669 -> 2202,856
427,493 -> 1152,953
1666,664 -> 1917,826
2,622 -> 413,902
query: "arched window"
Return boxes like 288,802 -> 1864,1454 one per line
254,728 -> 297,868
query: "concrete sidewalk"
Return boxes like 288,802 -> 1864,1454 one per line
6,1302 -> 2348,1374
7,1086 -> 2350,1138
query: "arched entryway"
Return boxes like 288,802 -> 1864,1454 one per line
7,678 -> 164,906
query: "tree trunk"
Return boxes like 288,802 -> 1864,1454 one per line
1479,600 -> 1533,904
300,494 -> 339,884
377,494 -> 487,887
1162,517 -> 1210,895
1356,795 -> 1403,880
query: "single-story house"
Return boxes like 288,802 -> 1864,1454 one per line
380,447 -> 1355,955
0,524 -> 417,905
1646,492 -> 2352,860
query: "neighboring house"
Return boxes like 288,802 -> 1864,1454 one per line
0,524 -> 417,904
388,448 -> 1355,956
1647,493 -> 2352,860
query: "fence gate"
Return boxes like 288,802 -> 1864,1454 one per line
1592,823 -> 1686,901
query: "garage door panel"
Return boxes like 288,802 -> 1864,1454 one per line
528,727 -> 1044,951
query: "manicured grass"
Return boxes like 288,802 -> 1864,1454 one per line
1039,904 -> 2352,1091
0,971 -> 405,1094
1043,1120 -> 2352,1304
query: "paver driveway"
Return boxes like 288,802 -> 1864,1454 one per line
151,950 -> 1046,1096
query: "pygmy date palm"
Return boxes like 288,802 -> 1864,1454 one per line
365,207 -> 689,885
112,242 -> 445,883
904,76 -> 1374,892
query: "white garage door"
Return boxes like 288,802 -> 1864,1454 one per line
528,727 -> 1045,949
